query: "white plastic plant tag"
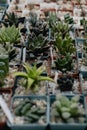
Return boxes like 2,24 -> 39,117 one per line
0,95 -> 14,124
84,96 -> 87,117
7,0 -> 10,4
54,71 -> 58,83
50,46 -> 54,65
23,47 -> 26,62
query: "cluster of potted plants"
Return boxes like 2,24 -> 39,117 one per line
0,0 -> 87,130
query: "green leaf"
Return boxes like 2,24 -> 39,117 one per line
27,77 -> 34,89
23,63 -> 31,74
38,76 -> 55,82
37,65 -> 46,75
13,72 -> 28,78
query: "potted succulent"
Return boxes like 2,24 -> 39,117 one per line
54,32 -> 76,56
49,94 -> 87,130
55,53 -> 74,72
7,95 -> 49,130
0,25 -> 20,44
3,12 -> 25,27
28,12 -> 49,37
0,54 -> 9,88
27,33 -> 50,59
57,72 -> 74,92
52,32 -> 76,74
12,62 -> 55,95
0,25 -> 21,61
4,12 -> 19,27
51,21 -> 73,39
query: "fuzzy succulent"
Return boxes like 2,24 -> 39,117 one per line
51,94 -> 86,123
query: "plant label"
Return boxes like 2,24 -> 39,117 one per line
0,95 -> 14,124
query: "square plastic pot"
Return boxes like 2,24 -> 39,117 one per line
7,95 -> 49,130
48,94 -> 87,130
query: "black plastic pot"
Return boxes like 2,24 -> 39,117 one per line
18,17 -> 25,24
57,75 -> 74,92
20,28 -> 27,34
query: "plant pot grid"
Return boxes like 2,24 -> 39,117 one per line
7,94 -> 87,130
0,0 -> 87,129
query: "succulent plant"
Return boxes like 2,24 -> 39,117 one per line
27,33 -> 50,57
28,12 -> 38,27
12,62 -> 54,93
0,54 -> 9,87
13,98 -> 47,124
55,53 -> 74,72
28,12 -> 48,36
0,25 -> 20,44
57,73 -> 74,91
47,13 -> 59,28
64,13 -> 74,24
54,32 -> 76,56
51,21 -> 73,38
81,40 -> 87,65
0,25 -> 20,61
51,94 -> 86,123
4,12 -> 19,27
